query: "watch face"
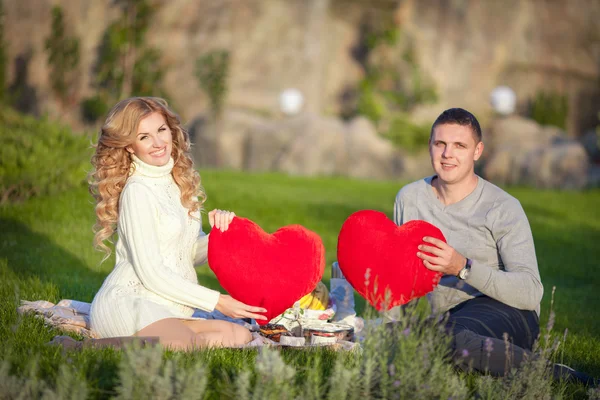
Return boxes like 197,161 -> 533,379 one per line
459,259 -> 472,280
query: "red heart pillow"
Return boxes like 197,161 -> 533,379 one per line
208,217 -> 325,324
337,210 -> 445,311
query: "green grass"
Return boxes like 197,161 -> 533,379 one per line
0,170 -> 599,398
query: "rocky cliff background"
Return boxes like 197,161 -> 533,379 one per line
4,0 -> 600,187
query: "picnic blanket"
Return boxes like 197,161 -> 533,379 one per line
17,299 -> 359,351
18,299 -> 99,338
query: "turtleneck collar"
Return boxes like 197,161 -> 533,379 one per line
130,154 -> 174,178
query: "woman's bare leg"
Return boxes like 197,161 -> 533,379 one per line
181,319 -> 252,347
134,318 -> 252,350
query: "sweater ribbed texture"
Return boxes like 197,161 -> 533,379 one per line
90,155 -> 218,338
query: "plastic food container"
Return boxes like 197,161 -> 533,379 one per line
302,321 -> 355,342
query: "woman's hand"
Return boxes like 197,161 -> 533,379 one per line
208,209 -> 236,232
215,295 -> 268,321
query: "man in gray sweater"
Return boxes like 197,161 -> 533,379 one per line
390,108 -> 595,384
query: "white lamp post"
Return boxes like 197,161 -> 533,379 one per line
279,88 -> 305,116
490,86 -> 516,116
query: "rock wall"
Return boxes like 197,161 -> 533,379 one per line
483,116 -> 590,189
3,0 -> 599,185
5,0 -> 599,134
397,0 -> 600,136
188,110 -> 412,180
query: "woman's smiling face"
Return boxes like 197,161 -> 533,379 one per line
126,112 -> 173,166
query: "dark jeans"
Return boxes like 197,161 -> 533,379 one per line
446,296 -> 539,376
388,296 -> 596,384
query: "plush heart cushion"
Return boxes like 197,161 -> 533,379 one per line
208,217 -> 325,324
337,210 -> 445,311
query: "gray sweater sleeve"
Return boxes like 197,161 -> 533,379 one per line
393,192 -> 404,225
466,198 -> 544,311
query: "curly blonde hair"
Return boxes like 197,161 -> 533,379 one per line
89,97 -> 205,257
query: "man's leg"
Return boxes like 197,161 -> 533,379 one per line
447,296 -> 598,386
447,296 -> 539,376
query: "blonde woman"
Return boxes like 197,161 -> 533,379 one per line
88,97 -> 266,350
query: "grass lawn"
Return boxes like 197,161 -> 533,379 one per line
0,169 -> 599,398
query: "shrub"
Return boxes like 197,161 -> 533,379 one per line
473,290 -> 565,399
195,50 -> 230,120
0,0 -> 7,105
384,114 -> 430,153
0,306 -> 578,399
81,94 -> 110,123
357,80 -> 386,124
114,344 -> 208,400
0,109 -> 91,204
0,359 -> 88,399
596,111 -> 600,149
530,91 -> 568,130
233,308 -> 470,400
355,21 -> 437,153
82,0 -> 169,122
236,347 -> 297,399
44,6 -> 80,109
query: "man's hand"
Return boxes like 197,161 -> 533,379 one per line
417,236 -> 467,276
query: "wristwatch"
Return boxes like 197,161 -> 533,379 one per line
458,258 -> 472,280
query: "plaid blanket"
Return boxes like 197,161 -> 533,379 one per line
18,299 -> 99,338
18,299 -> 359,351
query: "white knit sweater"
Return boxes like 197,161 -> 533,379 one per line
90,155 -> 219,338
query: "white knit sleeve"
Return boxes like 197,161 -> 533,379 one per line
192,232 -> 209,266
119,183 -> 220,312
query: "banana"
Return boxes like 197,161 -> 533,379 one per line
299,282 -> 329,310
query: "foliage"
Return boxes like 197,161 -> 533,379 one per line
81,94 -> 110,124
351,311 -> 469,399
236,347 -> 297,399
114,344 -> 207,399
82,0 -> 169,122
96,0 -> 154,98
358,44 -> 437,119
530,91 -> 569,130
357,79 -> 386,124
596,112 -> 600,149
356,22 -> 437,153
0,359 -> 89,400
232,313 -> 468,399
383,114 -> 431,153
194,49 -> 230,167
0,0 -> 7,105
0,306 -> 576,399
195,50 -> 230,119
474,291 -> 567,400
0,109 -> 90,204
44,6 -> 80,109
132,47 -> 167,96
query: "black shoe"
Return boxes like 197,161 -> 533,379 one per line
553,363 -> 599,387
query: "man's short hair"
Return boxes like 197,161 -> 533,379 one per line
430,108 -> 482,143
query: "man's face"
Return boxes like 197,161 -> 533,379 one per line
429,123 -> 483,185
